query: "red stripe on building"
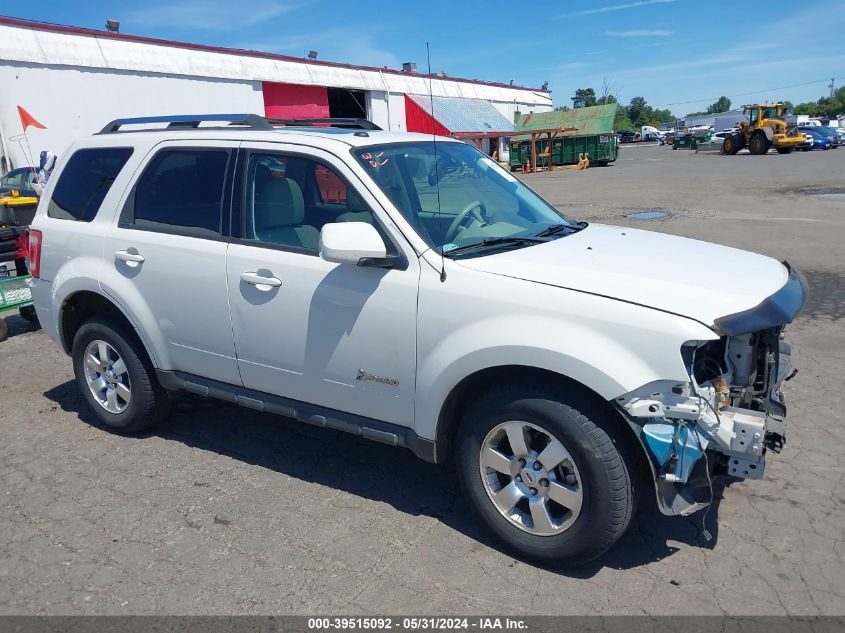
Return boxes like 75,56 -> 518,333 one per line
404,95 -> 451,136
262,82 -> 329,119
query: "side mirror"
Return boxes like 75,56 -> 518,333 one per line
319,222 -> 390,267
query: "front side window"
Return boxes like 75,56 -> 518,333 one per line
243,153 -> 374,252
48,148 -> 133,221
133,149 -> 229,236
355,142 -> 580,257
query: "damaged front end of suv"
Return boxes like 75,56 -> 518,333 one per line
617,264 -> 808,516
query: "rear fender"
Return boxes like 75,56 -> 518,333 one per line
53,260 -> 169,369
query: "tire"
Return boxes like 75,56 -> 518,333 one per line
72,318 -> 169,433
455,384 -> 634,567
722,135 -> 740,155
776,147 -> 794,154
749,132 -> 770,155
18,304 -> 39,323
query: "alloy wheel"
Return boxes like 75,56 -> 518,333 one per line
83,339 -> 131,414
479,421 -> 583,536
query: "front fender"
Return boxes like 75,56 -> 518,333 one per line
414,282 -> 718,442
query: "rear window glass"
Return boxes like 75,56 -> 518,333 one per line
133,149 -> 229,236
48,148 -> 133,221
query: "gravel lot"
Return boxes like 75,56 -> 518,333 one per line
1,145 -> 844,616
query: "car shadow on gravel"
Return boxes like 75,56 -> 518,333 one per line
44,379 -> 725,577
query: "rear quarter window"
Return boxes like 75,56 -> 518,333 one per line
47,148 -> 134,221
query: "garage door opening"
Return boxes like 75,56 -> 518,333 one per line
328,88 -> 367,119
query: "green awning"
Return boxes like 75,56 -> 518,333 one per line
513,104 -> 618,140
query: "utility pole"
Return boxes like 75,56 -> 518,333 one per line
830,78 -> 835,99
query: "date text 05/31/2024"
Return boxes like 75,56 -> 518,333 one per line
307,617 -> 528,630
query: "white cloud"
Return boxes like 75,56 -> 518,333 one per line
126,1 -> 303,31
556,0 -> 676,18
605,29 -> 673,36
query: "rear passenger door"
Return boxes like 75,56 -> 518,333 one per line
100,140 -> 242,385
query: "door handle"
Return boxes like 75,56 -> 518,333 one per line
114,250 -> 145,264
240,271 -> 282,288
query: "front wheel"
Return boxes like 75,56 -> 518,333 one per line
455,385 -> 634,566
72,318 -> 169,433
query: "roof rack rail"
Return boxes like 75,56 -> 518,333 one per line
98,113 -> 274,134
267,117 -> 382,130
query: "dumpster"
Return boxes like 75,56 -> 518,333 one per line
510,104 -> 620,169
672,132 -> 713,150
0,194 -> 39,227
509,138 -> 552,171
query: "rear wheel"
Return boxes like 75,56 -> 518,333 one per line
776,146 -> 794,154
455,384 -> 634,566
749,132 -> 771,155
72,318 -> 169,433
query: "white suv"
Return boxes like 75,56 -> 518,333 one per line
28,114 -> 806,566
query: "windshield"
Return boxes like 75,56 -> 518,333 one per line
354,141 -> 580,256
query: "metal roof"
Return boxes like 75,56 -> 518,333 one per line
515,104 -> 619,138
406,94 -> 514,134
0,16 -> 551,100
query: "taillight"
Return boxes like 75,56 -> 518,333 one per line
27,229 -> 42,278
15,232 -> 28,259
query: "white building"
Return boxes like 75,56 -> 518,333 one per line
0,16 -> 553,170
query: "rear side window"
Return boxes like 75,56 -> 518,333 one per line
132,149 -> 229,236
48,148 -> 133,221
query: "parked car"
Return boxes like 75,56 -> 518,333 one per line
810,126 -> 841,148
27,114 -> 806,566
797,132 -> 815,152
800,128 -> 832,150
798,126 -> 838,148
618,130 -> 639,143
0,167 -> 39,198
641,132 -> 665,145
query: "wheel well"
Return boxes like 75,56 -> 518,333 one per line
436,366 -> 650,482
59,291 -> 138,354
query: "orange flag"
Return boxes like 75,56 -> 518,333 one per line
17,106 -> 46,131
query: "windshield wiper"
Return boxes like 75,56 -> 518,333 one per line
534,221 -> 587,237
444,236 -> 549,257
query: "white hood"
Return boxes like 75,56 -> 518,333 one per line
457,223 -> 789,327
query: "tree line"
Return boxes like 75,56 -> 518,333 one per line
783,87 -> 845,118
554,85 -> 675,130
552,81 -> 844,131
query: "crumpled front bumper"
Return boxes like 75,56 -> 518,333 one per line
617,263 -> 807,516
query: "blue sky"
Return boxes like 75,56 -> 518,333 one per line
4,0 -> 844,115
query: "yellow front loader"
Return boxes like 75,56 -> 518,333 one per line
722,103 -> 805,155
